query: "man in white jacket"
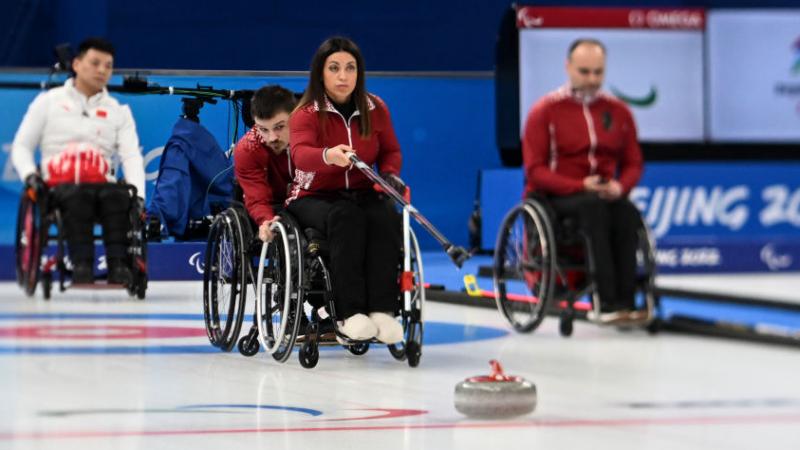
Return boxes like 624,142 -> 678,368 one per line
11,37 -> 144,285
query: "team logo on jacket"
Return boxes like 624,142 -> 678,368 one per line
47,143 -> 108,186
602,111 -> 613,131
295,170 -> 315,190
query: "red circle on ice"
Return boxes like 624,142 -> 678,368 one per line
0,325 -> 207,340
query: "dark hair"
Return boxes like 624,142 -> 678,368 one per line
567,38 -> 606,59
251,85 -> 296,121
297,36 -> 372,138
76,37 -> 115,58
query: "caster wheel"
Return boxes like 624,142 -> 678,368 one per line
348,342 -> 369,356
559,317 -> 573,337
299,341 -> 319,368
238,335 -> 259,357
406,340 -> 421,367
42,274 -> 52,300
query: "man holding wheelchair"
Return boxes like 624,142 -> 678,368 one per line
11,37 -> 144,286
233,85 -> 296,243
522,38 -> 645,322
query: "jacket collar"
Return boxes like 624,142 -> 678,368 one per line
64,78 -> 108,104
313,94 -> 376,115
559,82 -> 607,105
248,127 -> 289,155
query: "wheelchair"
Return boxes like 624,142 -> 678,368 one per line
202,194 -> 426,368
14,181 -> 148,300
492,195 -> 659,336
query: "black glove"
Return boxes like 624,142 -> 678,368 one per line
381,172 -> 406,194
24,173 -> 44,192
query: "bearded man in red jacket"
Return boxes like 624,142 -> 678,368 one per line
522,38 -> 645,322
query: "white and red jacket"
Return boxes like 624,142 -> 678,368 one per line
287,94 -> 401,202
522,85 -> 643,197
11,78 -> 145,197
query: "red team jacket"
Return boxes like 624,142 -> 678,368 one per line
522,86 -> 643,197
287,95 -> 402,202
233,128 -> 294,225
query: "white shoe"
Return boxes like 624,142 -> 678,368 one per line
587,309 -> 620,323
597,310 -> 633,324
338,314 -> 378,341
628,310 -> 649,320
369,312 -> 404,344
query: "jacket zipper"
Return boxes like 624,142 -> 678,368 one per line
581,102 -> 598,175
329,107 -> 359,190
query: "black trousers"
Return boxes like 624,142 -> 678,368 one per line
287,191 -> 402,319
52,183 -> 132,262
547,193 -> 641,310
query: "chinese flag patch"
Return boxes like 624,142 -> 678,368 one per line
96,109 -> 107,118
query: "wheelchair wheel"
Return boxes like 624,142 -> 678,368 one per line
389,228 -> 425,366
635,218 -> 659,324
406,340 -> 421,368
493,201 -> 556,333
15,187 -> 45,297
127,263 -> 147,301
255,220 -> 303,363
203,210 -> 248,351
135,277 -> 147,300
42,272 -> 52,300
129,203 -> 148,301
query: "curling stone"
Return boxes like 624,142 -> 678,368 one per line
454,360 -> 537,418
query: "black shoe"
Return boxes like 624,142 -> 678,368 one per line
318,316 -> 335,334
295,313 -> 336,342
107,259 -> 132,285
72,261 -> 94,284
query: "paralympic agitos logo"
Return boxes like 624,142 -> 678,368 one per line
610,85 -> 658,108
793,37 -> 800,75
774,36 -> 800,114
